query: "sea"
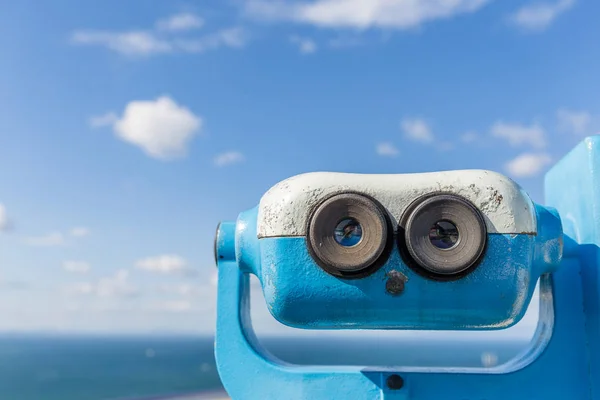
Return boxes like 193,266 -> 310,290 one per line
0,334 -> 528,400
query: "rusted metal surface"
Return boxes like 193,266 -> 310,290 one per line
385,270 -> 407,296
256,170 -> 537,238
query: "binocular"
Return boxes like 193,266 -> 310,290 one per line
214,137 -> 600,400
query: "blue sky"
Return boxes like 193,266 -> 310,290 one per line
0,0 -> 598,339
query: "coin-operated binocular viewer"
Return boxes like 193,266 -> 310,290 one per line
214,137 -> 600,400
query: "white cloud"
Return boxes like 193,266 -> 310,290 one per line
244,0 -> 491,30
557,108 -> 592,135
401,118 -> 434,144
156,13 -> 204,32
70,227 -> 90,237
24,228 -> 87,246
101,270 -> 137,297
25,232 -> 65,246
136,254 -> 188,273
376,142 -> 399,157
214,151 -> 245,167
159,300 -> 192,312
69,269 -> 138,297
0,204 -> 11,232
63,261 -> 91,274
509,0 -> 575,32
172,27 -> 248,53
212,27 -> 248,48
68,282 -> 94,295
505,152 -> 552,178
290,35 -> 317,54
159,283 -> 201,296
113,96 -> 202,160
71,31 -> 172,56
89,112 -> 118,128
490,121 -> 546,149
71,18 -> 247,57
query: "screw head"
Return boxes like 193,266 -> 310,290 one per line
386,374 -> 404,390
386,270 -> 407,296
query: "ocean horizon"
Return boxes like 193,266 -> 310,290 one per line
0,332 -> 529,400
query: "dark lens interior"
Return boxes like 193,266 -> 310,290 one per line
428,220 -> 459,250
334,218 -> 363,247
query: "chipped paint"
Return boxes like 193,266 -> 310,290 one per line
257,170 -> 536,238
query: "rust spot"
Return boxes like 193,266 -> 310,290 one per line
478,187 -> 504,213
491,190 -> 503,206
386,270 -> 408,296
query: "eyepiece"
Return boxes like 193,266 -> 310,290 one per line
214,222 -> 221,266
401,194 -> 487,278
429,220 -> 459,250
334,218 -> 363,247
307,193 -> 391,278
214,221 -> 236,264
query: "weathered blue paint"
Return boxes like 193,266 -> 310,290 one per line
215,136 -> 600,399
260,235 -> 536,330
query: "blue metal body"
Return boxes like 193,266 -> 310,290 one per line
258,233 -> 544,330
215,136 -> 600,399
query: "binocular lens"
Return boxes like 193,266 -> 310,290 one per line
334,218 -> 363,247
401,194 -> 486,278
429,220 -> 459,250
308,193 -> 391,277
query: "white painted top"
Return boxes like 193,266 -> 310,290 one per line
257,170 -> 536,237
